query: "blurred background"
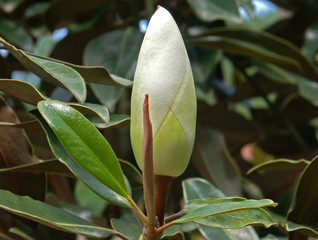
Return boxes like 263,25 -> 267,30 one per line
1,0 -> 318,239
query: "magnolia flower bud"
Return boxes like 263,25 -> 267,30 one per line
130,6 -> 196,177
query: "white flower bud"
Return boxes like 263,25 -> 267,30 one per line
130,6 -> 196,177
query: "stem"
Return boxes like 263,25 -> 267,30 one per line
127,196 -> 148,224
156,221 -> 178,234
154,175 -> 174,226
165,211 -> 185,223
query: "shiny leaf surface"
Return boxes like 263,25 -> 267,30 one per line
37,100 -> 129,198
0,189 -> 113,238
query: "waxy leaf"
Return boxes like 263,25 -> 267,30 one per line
32,110 -> 130,207
28,53 -> 133,87
247,159 -> 309,175
0,38 -> 86,103
182,178 -> 276,235
0,189 -> 113,238
0,79 -> 46,105
176,199 -> 276,223
288,156 -> 318,225
37,100 -> 129,198
204,28 -> 317,81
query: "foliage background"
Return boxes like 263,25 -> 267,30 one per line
1,0 -> 318,239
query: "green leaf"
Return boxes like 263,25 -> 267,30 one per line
204,28 -> 317,81
84,28 -> 143,79
87,114 -> 130,129
176,199 -> 276,223
185,0 -> 241,23
193,127 -> 242,196
0,79 -> 46,105
119,159 -> 142,188
182,178 -> 275,237
28,53 -> 133,87
287,220 -> 318,238
111,211 -> 142,240
70,103 -> 109,124
28,55 -> 86,103
0,19 -> 33,50
288,156 -> 318,225
258,64 -> 318,106
191,36 -> 301,77
0,189 -> 113,238
37,100 -> 129,198
198,225 -> 260,240
32,110 -> 130,207
74,180 -> 108,217
0,38 -> 86,103
247,159 -> 309,175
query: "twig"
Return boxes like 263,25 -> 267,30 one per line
164,211 -> 185,223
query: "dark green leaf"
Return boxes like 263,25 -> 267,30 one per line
198,225 -> 260,240
247,159 -> 309,175
111,211 -> 142,240
0,38 -> 86,103
119,159 -> 142,188
182,178 -> 275,237
287,220 -> 318,238
32,109 -> 130,207
203,28 -> 317,81
288,156 -> 318,225
0,189 -> 113,238
74,180 -> 108,217
0,19 -> 33,50
185,0 -> 241,22
28,53 -> 133,87
0,79 -> 46,105
176,199 -> 276,223
37,100 -> 129,198
193,127 -> 242,196
86,114 -> 130,129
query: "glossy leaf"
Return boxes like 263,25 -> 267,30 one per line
88,114 -> 130,129
185,0 -> 241,23
28,53 -> 133,87
0,38 -> 86,103
176,199 -> 276,223
0,79 -> 46,105
0,189 -> 113,238
190,36 -> 302,77
288,156 -> 318,225
182,178 -> 274,237
32,110 -> 130,207
37,100 -> 129,198
202,28 -> 317,81
247,159 -> 309,175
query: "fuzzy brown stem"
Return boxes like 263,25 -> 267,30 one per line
154,175 -> 174,227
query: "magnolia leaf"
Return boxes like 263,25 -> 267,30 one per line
0,38 -> 86,103
37,100 -> 129,198
32,109 -> 130,207
176,199 -> 276,223
0,189 -> 113,238
247,159 -> 309,175
28,53 -> 133,87
288,156 -> 318,225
